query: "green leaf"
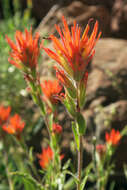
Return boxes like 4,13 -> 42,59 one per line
63,177 -> 75,190
10,172 -> 44,190
66,87 -> 76,99
63,170 -> 79,185
80,164 -> 93,190
76,113 -> 86,135
109,181 -> 115,190
79,80 -> 86,109
62,159 -> 71,170
48,113 -> 54,131
72,122 -> 79,150
29,147 -> 34,162
23,178 -> 35,190
63,94 -> 76,117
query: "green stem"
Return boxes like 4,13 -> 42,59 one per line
77,135 -> 83,190
76,81 -> 83,190
4,152 -> 14,190
29,80 -> 52,139
93,136 -> 97,172
29,80 -> 45,116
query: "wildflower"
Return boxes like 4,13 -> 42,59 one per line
0,105 -> 11,125
37,146 -> 64,170
53,123 -> 62,134
105,129 -> 121,146
41,80 -> 62,104
43,16 -> 101,82
2,114 -> 25,137
37,146 -> 53,169
6,28 -> 41,70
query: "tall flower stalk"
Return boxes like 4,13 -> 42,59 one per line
6,27 -> 45,116
6,28 -> 64,188
43,16 -> 101,189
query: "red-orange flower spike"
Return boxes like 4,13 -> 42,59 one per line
37,146 -> 64,169
53,123 -> 62,134
41,80 -> 62,104
0,105 -> 11,125
6,28 -> 41,70
105,129 -> 121,146
37,146 -> 53,169
43,16 -> 101,81
2,114 -> 25,136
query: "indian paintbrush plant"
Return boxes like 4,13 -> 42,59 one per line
43,15 -> 101,190
1,15 -> 126,190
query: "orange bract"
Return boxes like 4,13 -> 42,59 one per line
0,105 -> 11,125
37,146 -> 53,169
6,28 -> 41,70
41,80 -> 62,104
2,114 -> 25,136
105,129 -> 121,146
43,16 -> 101,81
53,123 -> 62,134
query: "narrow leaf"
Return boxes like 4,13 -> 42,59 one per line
76,112 -> 86,135
72,121 -> 79,150
63,170 -> 79,184
80,164 -> 93,190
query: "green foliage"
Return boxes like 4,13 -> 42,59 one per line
72,122 -> 79,150
76,112 -> 86,135
11,172 -> 44,190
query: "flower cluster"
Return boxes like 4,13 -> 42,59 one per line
6,28 -> 41,71
2,114 -> 25,139
105,129 -> 121,146
41,80 -> 62,104
37,146 -> 53,169
0,105 -> 25,139
96,129 -> 121,159
37,146 -> 64,170
43,16 -> 101,111
41,80 -> 63,113
43,16 -> 101,81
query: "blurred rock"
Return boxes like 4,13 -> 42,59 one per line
36,1 -> 110,37
111,0 -> 127,38
86,38 -> 127,106
63,1 -> 110,37
20,0 -> 127,39
85,38 -> 127,131
81,38 -> 127,173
